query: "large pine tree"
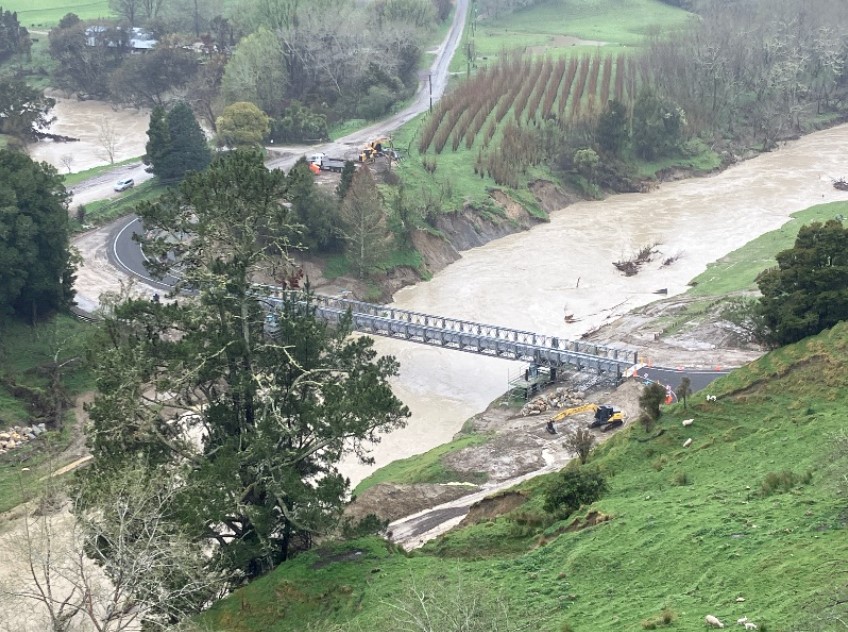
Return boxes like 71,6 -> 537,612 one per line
143,104 -> 170,176
146,102 -> 211,182
0,149 -> 74,321
83,151 -> 408,593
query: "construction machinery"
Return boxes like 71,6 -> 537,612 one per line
545,403 -> 626,434
358,138 -> 391,163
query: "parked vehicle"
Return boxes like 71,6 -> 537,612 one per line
114,178 -> 135,192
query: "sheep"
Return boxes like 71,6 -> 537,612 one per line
705,614 -> 725,628
737,617 -> 748,625
706,394 -> 717,402
744,623 -> 757,631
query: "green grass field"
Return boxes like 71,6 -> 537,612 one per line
61,156 -> 142,187
200,320 -> 848,631
452,0 -> 693,72
8,0 -> 111,28
353,433 -> 492,496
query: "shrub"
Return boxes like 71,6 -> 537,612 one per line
642,608 -> 677,629
543,468 -> 607,518
269,101 -> 328,143
639,382 -> 667,424
357,85 -> 396,120
672,470 -> 690,486
760,469 -> 812,496
562,426 -> 596,464
341,513 -> 389,538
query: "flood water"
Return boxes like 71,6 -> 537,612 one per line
45,95 -> 848,486
341,124 -> 848,485
29,97 -> 150,172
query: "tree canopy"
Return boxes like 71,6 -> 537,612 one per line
84,151 -> 408,596
757,219 -> 848,346
215,101 -> 270,148
339,166 -> 390,278
0,79 -> 55,143
145,102 -> 211,182
0,7 -> 27,63
0,149 -> 74,321
631,88 -> 686,161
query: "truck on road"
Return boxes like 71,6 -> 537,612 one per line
308,153 -> 347,173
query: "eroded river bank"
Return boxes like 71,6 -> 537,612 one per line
65,123 -> 848,487
338,124 -> 848,485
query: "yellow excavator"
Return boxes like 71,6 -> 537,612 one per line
545,403 -> 625,434
358,138 -> 391,163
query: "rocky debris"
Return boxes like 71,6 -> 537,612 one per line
521,387 -> 585,417
0,423 -> 48,454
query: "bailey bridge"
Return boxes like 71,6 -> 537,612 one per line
259,287 -> 639,378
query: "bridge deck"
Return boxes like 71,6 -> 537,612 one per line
259,287 -> 638,377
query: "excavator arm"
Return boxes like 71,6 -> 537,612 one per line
551,402 -> 599,423
547,403 -> 626,435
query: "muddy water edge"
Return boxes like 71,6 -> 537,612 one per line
29,96 -> 150,172
340,124 -> 848,486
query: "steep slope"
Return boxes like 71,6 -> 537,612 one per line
201,322 -> 848,632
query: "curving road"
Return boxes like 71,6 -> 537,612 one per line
107,0 -> 470,290
105,0 -> 729,393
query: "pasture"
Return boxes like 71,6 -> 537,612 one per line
7,0 -> 111,28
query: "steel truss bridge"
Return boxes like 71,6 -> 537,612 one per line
259,287 -> 639,378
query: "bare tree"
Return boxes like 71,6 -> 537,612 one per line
108,0 -> 140,26
59,154 -> 74,174
0,464 -> 224,632
97,120 -> 119,165
562,426 -> 596,465
139,0 -> 166,21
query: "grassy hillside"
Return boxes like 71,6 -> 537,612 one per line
689,200 -> 848,296
200,321 -> 848,631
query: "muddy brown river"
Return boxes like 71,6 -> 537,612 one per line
29,97 -> 151,172
340,125 -> 848,485
53,102 -> 848,485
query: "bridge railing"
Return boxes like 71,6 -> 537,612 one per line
254,285 -> 638,366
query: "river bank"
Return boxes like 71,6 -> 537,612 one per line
334,122 -> 848,487
68,122 -> 848,490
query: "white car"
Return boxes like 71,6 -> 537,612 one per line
114,178 -> 135,192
